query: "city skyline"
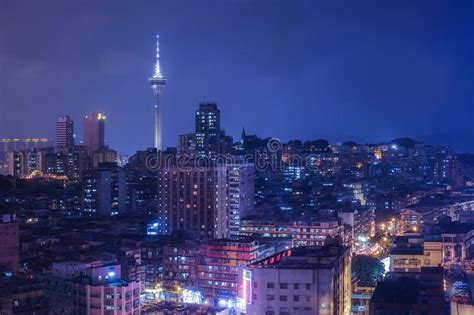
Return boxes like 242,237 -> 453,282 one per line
2,2 -> 474,314
1,1 -> 473,155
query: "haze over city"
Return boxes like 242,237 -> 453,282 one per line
1,0 -> 473,154
2,2 -> 474,315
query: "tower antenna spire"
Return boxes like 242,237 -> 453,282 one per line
154,35 -> 163,78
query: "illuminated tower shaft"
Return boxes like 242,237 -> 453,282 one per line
149,35 -> 166,150
151,79 -> 165,150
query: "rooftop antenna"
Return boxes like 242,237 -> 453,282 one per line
153,35 -> 163,79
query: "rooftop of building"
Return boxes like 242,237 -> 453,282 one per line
205,237 -> 261,246
424,234 -> 442,241
72,275 -> 131,287
249,244 -> 348,270
241,215 -> 341,226
0,276 -> 44,295
390,247 -> 424,256
370,276 -> 419,304
371,267 -> 444,305
392,235 -> 425,243
142,302 -> 226,314
411,193 -> 474,209
292,216 -> 342,226
240,215 -> 290,225
440,222 -> 474,234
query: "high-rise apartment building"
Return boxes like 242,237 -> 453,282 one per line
242,244 -> 352,315
197,239 -> 272,299
291,218 -> 346,247
178,133 -> 197,156
5,146 -> 89,181
83,113 -> 105,154
6,149 -> 47,177
6,151 -> 26,177
64,145 -> 89,183
162,242 -> 202,288
0,277 -> 48,314
83,163 -> 126,216
157,159 -> 229,238
92,147 -> 118,168
399,208 -> 423,234
180,103 -> 232,158
239,217 -> 351,248
228,161 -> 255,237
369,267 -> 444,315
56,115 -> 74,147
0,214 -> 19,273
195,103 -> 221,158
47,261 -> 141,315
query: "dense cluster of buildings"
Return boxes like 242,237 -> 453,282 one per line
1,98 -> 474,314
1,38 -> 474,315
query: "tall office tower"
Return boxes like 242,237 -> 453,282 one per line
149,35 -> 167,150
157,159 -> 229,238
83,162 -> 126,216
228,160 -> 255,237
83,113 -> 105,154
56,115 -> 74,147
195,102 -> 221,158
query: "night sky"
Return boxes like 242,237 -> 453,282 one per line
1,0 -> 473,154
